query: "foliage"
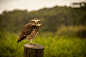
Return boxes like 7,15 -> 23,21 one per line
0,2 -> 86,57
56,25 -> 86,38
0,2 -> 86,33
0,32 -> 24,57
0,32 -> 86,57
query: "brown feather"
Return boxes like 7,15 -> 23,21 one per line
17,19 -> 42,43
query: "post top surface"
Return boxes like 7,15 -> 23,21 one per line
24,44 -> 45,49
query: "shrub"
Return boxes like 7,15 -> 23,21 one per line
0,32 -> 86,57
57,25 -> 86,38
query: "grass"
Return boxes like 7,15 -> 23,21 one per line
0,32 -> 86,57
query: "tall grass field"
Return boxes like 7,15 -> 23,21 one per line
0,32 -> 86,57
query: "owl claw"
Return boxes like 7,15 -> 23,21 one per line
30,43 -> 35,45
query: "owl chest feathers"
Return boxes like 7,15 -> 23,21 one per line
26,27 -> 39,40
20,25 -> 40,40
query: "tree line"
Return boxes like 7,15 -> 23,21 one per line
0,2 -> 86,33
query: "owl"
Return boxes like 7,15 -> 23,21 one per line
17,18 -> 42,45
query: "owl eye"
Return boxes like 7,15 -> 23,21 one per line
37,21 -> 41,24
32,21 -> 35,23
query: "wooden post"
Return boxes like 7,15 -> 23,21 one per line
23,44 -> 45,57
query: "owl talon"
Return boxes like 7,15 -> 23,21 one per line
30,43 -> 35,45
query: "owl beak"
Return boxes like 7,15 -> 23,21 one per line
35,22 -> 37,26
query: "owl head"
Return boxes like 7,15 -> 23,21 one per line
30,18 -> 42,27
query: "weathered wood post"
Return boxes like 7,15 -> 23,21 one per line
23,44 -> 45,57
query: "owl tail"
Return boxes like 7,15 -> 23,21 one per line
17,38 -> 21,43
17,40 -> 20,43
17,37 -> 25,43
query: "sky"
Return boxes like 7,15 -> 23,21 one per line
0,0 -> 86,14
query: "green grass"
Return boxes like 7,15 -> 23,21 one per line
0,32 -> 86,57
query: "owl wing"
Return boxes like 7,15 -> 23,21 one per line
17,24 -> 34,43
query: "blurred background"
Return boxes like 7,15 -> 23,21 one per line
0,0 -> 86,57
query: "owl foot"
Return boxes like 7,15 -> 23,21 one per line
30,43 -> 35,45
29,40 -> 36,45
